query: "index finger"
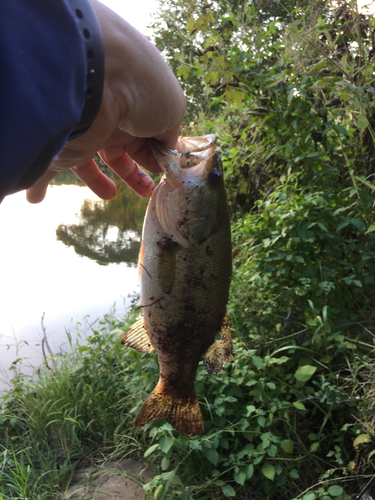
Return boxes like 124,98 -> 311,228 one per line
153,122 -> 181,151
127,124 -> 181,171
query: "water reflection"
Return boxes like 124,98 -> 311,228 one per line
56,185 -> 148,266
0,185 -> 144,393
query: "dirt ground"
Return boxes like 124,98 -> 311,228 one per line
64,458 -> 153,500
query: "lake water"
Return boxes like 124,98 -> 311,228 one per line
0,184 -> 148,393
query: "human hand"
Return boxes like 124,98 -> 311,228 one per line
26,0 -> 186,204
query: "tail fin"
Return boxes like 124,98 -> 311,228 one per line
135,380 -> 204,436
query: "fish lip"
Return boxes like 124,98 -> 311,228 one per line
178,134 -> 216,154
148,134 -> 216,156
148,135 -> 217,186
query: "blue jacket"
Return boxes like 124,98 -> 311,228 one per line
0,0 -> 88,202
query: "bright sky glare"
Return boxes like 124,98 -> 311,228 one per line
358,0 -> 375,14
99,0 -> 159,36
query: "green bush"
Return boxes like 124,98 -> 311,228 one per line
231,177 -> 375,335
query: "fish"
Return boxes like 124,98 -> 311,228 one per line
121,135 -> 233,437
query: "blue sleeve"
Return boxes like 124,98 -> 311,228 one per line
0,0 -> 87,202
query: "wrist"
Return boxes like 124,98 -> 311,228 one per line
66,0 -> 105,140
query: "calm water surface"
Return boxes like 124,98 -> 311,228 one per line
0,184 -> 148,392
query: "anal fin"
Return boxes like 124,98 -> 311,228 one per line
120,315 -> 154,353
203,313 -> 233,375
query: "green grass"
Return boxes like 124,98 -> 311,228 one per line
0,309 -> 143,499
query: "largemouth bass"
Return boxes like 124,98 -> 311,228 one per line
121,135 -> 232,436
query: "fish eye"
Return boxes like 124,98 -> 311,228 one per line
208,169 -> 222,187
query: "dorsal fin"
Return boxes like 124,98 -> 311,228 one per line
120,315 -> 154,353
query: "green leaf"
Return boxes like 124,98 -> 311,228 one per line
293,401 -> 306,411
353,433 -> 371,449
327,485 -> 343,496
222,484 -> 236,497
245,464 -> 254,479
303,494 -> 316,500
252,356 -> 264,369
280,439 -> 294,454
261,463 -> 275,481
351,218 -> 366,231
205,71 -> 219,84
205,448 -> 219,466
154,485 -> 164,500
177,66 -> 190,79
355,113 -> 368,130
334,124 -> 347,135
161,456 -> 170,470
246,405 -> 256,416
309,442 -> 319,453
267,444 -> 278,457
144,443 -> 159,457
257,416 -> 266,427
336,219 -> 350,232
295,365 -> 317,383
366,223 -> 375,233
234,470 -> 246,485
187,17 -> 195,34
159,437 -> 174,454
306,317 -> 318,326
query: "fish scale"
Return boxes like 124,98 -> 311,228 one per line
121,135 -> 233,436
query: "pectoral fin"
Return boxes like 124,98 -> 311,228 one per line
203,313 -> 233,375
120,315 -> 154,353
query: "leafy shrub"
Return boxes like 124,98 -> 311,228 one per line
138,334 -> 375,499
231,176 -> 375,335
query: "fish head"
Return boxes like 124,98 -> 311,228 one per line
149,135 -> 228,248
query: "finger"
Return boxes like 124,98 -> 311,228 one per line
26,169 -> 59,204
99,148 -> 154,197
128,145 -> 163,174
72,159 -> 117,200
108,138 -> 163,175
125,124 -> 181,171
126,124 -> 181,170
153,121 -> 181,151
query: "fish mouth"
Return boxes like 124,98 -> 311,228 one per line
148,135 -> 216,187
150,135 -> 224,248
